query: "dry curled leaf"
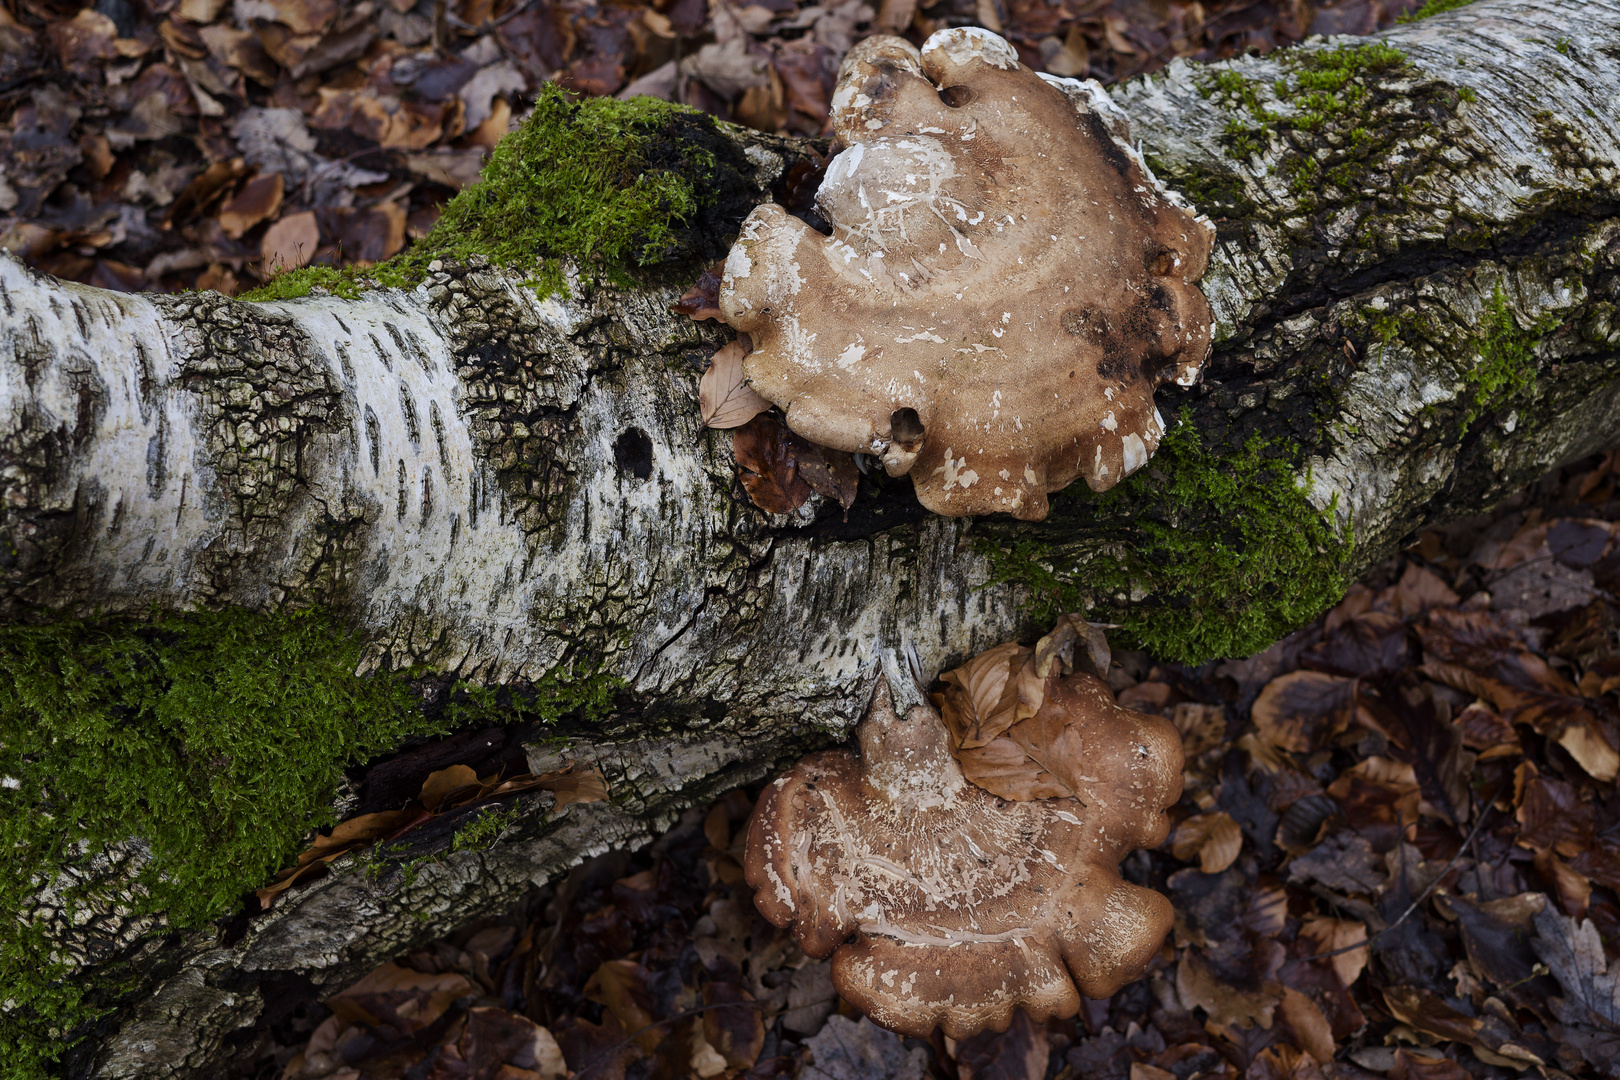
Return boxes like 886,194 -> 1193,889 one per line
700,339 -> 773,429
675,259 -> 726,321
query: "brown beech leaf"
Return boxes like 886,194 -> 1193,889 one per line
1418,608 -> 1620,781
585,959 -> 660,1053
701,340 -> 773,430
216,171 -> 283,239
327,962 -> 474,1034
1381,985 -> 1483,1045
793,441 -> 859,511
1389,1050 -> 1472,1080
1247,1045 -> 1326,1080
1278,985 -> 1336,1063
1538,849 -> 1594,917
732,413 -> 812,514
1298,915 -> 1368,988
1326,756 -> 1421,831
952,1007 -> 1048,1080
1252,670 -> 1359,753
674,259 -> 725,321
1514,762 -> 1594,856
261,210 -> 319,275
935,641 -> 1030,750
953,670 -> 1170,802
702,980 -> 763,1070
1169,811 -> 1243,874
420,763 -> 481,810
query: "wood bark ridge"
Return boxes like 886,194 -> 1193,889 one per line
1,1 -> 1617,1073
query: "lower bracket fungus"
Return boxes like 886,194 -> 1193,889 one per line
743,666 -> 1182,1040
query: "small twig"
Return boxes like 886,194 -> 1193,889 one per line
1298,786 -> 1502,964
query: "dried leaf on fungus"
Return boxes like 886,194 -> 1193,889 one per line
700,339 -> 773,429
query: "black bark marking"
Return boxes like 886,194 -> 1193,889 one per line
400,384 -> 421,449
145,415 -> 166,499
421,466 -> 434,522
613,427 -> 654,481
397,458 -> 408,520
430,401 -> 449,471
369,332 -> 392,372
365,406 -> 381,477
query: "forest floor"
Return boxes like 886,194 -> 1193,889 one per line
2,0 -> 1428,292
218,454 -> 1620,1080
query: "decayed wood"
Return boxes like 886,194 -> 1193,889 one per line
3,1 -> 1618,1073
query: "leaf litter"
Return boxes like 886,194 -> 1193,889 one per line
6,0 -> 1426,295
219,449 -> 1620,1080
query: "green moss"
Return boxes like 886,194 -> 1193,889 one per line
243,85 -> 732,303
1461,286 -> 1561,431
0,609 -> 428,1078
0,608 -> 624,1078
1397,0 -> 1475,19
981,419 -> 1351,664
1194,43 -> 1412,196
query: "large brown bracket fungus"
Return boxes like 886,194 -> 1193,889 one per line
718,28 -> 1215,520
743,676 -> 1183,1039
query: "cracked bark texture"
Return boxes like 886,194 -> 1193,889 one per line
3,0 -> 1619,1073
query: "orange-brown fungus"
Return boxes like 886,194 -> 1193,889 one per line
743,681 -> 1183,1040
718,27 -> 1214,521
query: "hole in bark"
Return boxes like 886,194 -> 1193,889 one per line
614,428 -> 654,481
939,86 -> 975,108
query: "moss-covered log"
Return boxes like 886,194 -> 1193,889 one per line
1,0 -> 1617,1074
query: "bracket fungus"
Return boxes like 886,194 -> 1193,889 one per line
718,27 -> 1214,520
743,677 -> 1183,1039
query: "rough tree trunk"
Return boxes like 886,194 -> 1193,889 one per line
3,0 -> 1618,1073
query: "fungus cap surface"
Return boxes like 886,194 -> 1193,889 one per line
743,680 -> 1183,1040
718,28 -> 1214,520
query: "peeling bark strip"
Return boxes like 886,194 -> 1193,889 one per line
2,1 -> 1620,1074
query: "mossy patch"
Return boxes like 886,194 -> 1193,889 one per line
242,85 -> 758,303
1397,0 -> 1475,20
980,417 -> 1351,664
1202,42 -> 1411,178
0,607 -> 622,1079
1461,286 -> 1562,431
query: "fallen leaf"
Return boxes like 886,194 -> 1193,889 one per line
675,260 -> 726,321
584,959 -> 659,1052
217,171 -> 284,238
732,413 -> 812,514
936,642 -> 1031,750
260,209 -> 319,274
952,1007 -> 1048,1080
1251,671 -> 1359,753
793,441 -> 860,511
800,1015 -> 927,1080
700,339 -> 773,429
1298,916 -> 1368,988
1170,811 -> 1243,874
